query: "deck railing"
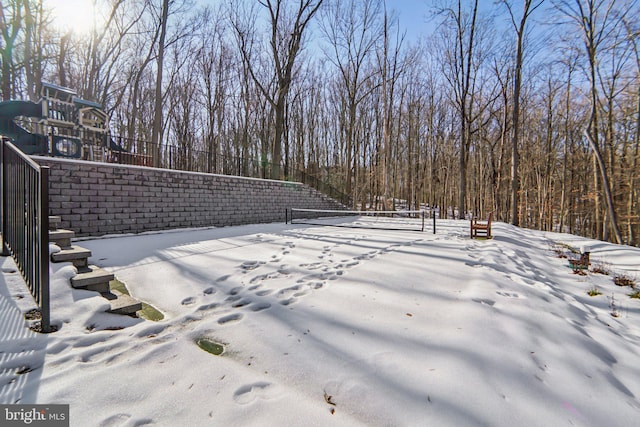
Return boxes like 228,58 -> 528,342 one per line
1,139 -> 51,332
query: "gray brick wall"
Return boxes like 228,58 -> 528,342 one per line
35,157 -> 345,237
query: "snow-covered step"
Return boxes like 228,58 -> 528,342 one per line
49,229 -> 75,249
47,218 -> 144,318
103,289 -> 142,316
51,246 -> 91,270
70,266 -> 114,293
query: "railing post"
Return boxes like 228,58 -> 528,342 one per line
49,126 -> 54,155
0,139 -> 6,256
433,210 -> 436,234
39,166 -> 51,333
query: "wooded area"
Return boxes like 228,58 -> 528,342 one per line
1,0 -> 638,245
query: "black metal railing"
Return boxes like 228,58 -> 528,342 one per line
1,139 -> 51,333
6,116 -> 348,206
110,136 -> 274,178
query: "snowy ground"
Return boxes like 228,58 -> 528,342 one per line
1,218 -> 640,426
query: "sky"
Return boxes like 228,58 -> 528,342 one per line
2,217 -> 640,426
44,0 -> 530,52
44,0 -> 435,42
389,0 -> 433,41
46,0 -> 97,35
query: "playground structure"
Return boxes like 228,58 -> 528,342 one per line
0,82 -> 137,163
0,82 -> 347,204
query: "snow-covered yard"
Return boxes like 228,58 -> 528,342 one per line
1,218 -> 639,426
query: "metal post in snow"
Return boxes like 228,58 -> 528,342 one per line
433,210 -> 436,234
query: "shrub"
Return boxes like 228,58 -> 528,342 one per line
613,274 -> 636,288
572,267 -> 587,276
590,260 -> 610,275
587,288 -> 602,297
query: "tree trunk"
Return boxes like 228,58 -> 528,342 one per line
504,0 -> 543,226
0,1 -> 22,100
628,85 -> 639,245
584,130 -> 623,244
151,0 -> 170,167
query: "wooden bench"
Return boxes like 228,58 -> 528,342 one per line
470,212 -> 493,239
569,246 -> 591,270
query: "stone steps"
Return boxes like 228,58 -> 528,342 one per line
48,229 -> 75,249
70,265 -> 114,293
49,215 -> 62,230
102,289 -> 143,315
51,245 -> 92,270
49,217 -> 142,316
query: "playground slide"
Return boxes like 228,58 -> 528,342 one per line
0,100 -> 48,155
109,136 -> 126,152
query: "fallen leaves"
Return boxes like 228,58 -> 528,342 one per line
324,391 -> 337,414
324,391 -> 336,406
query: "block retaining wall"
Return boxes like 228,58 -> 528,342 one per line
35,157 -> 344,237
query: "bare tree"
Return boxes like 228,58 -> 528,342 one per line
150,0 -> 170,167
0,0 -> 23,99
376,4 -> 405,209
433,0 -> 486,219
196,6 -> 230,173
499,0 -> 545,226
233,0 -> 324,179
320,0 -> 382,205
623,17 -> 639,245
22,0 -> 45,99
554,0 -> 631,243
558,51 -> 580,233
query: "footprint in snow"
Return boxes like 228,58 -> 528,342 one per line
134,324 -> 169,338
197,302 -> 219,312
496,291 -> 521,298
241,261 -> 264,271
232,299 -> 252,308
181,297 -> 196,306
233,382 -> 278,405
465,261 -> 483,268
277,265 -> 292,274
203,287 -> 216,295
229,286 -> 244,295
218,313 -> 243,324
99,413 -> 132,427
278,285 -> 302,296
250,302 -> 271,312
294,290 -> 310,298
472,298 -> 496,307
